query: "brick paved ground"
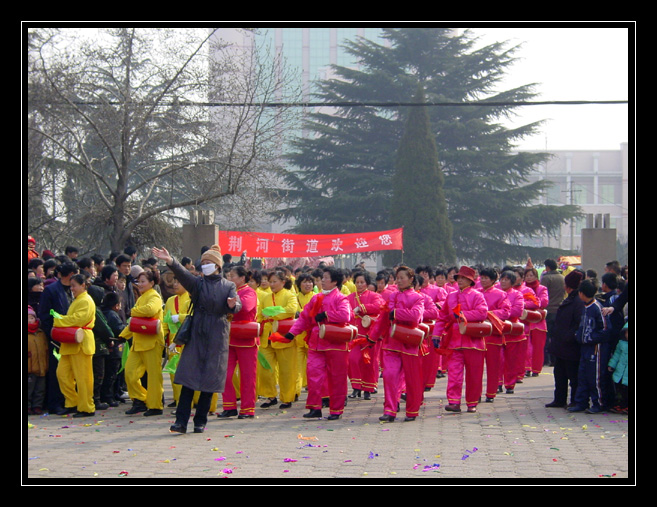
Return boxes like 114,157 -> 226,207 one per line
24,367 -> 632,484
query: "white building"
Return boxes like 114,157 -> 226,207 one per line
523,142 -> 629,260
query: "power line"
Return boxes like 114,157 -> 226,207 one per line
60,99 -> 628,108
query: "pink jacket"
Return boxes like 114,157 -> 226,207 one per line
433,286 -> 488,351
503,286 -> 526,343
522,283 -> 549,332
230,284 -> 259,347
371,288 -> 425,355
480,286 -> 511,346
347,289 -> 384,336
421,284 -> 448,309
289,288 -> 352,352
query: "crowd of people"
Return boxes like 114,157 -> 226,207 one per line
27,234 -> 630,434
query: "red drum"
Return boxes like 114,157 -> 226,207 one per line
390,323 -> 425,346
51,327 -> 84,343
272,319 -> 297,335
503,321 -> 525,336
230,321 -> 260,339
129,317 -> 161,335
521,309 -> 547,323
319,323 -> 358,343
459,321 -> 493,338
417,322 -> 431,338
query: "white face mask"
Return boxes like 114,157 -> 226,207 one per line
201,263 -> 217,276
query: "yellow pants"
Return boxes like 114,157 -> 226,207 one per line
296,346 -> 308,397
125,344 -> 164,410
57,352 -> 95,413
257,345 -> 297,403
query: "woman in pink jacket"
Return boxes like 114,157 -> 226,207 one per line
523,264 -> 549,376
371,265 -> 425,422
478,267 -> 511,402
498,270 -> 525,393
284,267 -> 353,420
416,275 -> 441,392
347,271 -> 383,400
432,266 -> 488,413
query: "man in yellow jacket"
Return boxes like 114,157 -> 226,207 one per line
54,274 -> 96,417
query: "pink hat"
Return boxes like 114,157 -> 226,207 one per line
28,305 -> 36,317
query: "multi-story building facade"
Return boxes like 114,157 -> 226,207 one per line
523,143 -> 629,261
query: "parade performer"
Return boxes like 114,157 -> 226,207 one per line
162,275 -> 191,407
433,266 -> 489,413
371,265 -> 425,422
120,269 -> 165,416
295,273 -> 316,398
257,270 -> 299,409
218,266 -> 259,419
53,274 -> 97,417
498,270 -> 526,394
347,271 -> 384,400
478,267 -> 511,402
279,267 -> 352,419
523,260 -> 550,376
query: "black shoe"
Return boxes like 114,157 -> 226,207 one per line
303,409 -> 322,418
167,401 -> 177,408
238,414 -> 254,419
279,402 -> 293,409
505,389 -> 514,394
169,423 -> 186,434
404,416 -> 416,422
95,402 -> 109,411
363,391 -> 371,400
73,411 -> 95,418
143,408 -> 163,416
58,406 -> 77,415
485,397 -> 494,403
104,399 -> 119,407
260,398 -> 278,408
379,414 -> 395,422
545,401 -> 566,408
193,425 -> 205,433
217,409 -> 238,418
125,401 -> 147,415
327,413 -> 341,420
348,389 -> 361,399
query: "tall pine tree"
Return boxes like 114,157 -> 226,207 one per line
274,28 -> 579,263
386,86 -> 455,267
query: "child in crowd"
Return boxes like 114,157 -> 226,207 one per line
27,306 -> 49,415
608,321 -> 629,414
569,279 -> 611,414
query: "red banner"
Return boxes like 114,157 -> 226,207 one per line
218,228 -> 403,258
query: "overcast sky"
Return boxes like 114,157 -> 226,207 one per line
468,25 -> 631,152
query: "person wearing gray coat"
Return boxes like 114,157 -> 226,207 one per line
152,245 -> 241,434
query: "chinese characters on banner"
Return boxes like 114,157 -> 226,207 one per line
218,228 -> 404,258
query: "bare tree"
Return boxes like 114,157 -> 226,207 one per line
27,27 -> 300,253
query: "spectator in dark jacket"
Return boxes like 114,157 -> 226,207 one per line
545,269 -> 585,408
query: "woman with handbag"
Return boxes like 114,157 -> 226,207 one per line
152,245 -> 241,434
53,274 -> 97,417
119,268 -> 165,416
